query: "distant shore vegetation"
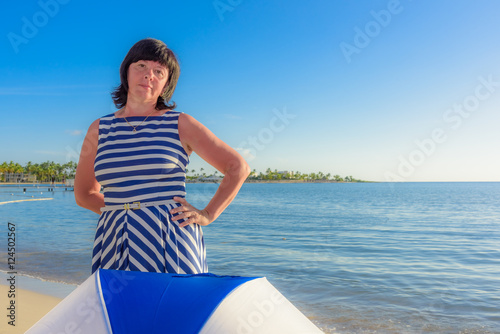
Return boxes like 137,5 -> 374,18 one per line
187,167 -> 367,183
0,161 -> 367,183
0,161 -> 77,183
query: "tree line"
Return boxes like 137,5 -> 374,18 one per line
1,161 -> 364,183
248,168 -> 361,182
187,167 -> 363,182
0,161 -> 77,182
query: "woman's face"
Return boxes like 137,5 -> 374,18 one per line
127,60 -> 169,103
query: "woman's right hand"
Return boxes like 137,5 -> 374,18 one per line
170,196 -> 212,228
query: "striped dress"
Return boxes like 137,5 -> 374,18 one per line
91,111 -> 207,275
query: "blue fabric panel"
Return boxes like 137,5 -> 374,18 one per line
98,269 -> 259,334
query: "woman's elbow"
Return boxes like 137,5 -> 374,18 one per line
225,157 -> 250,179
74,190 -> 86,208
74,182 -> 95,209
233,157 -> 251,180
240,159 -> 251,178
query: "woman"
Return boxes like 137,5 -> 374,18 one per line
75,38 -> 250,275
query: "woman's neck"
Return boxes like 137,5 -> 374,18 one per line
120,100 -> 157,117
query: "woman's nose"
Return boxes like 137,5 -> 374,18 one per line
144,67 -> 154,79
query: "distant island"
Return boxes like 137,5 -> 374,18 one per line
186,168 -> 368,183
0,161 -> 369,184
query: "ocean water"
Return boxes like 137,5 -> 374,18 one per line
0,182 -> 499,333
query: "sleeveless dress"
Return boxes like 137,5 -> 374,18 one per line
91,111 -> 207,275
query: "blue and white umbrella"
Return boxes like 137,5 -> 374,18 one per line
27,269 -> 322,333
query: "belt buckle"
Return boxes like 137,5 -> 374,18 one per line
131,201 -> 141,210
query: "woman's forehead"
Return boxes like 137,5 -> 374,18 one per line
135,59 -> 167,68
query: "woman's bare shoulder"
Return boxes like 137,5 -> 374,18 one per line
178,112 -> 203,133
178,111 -> 209,128
178,111 -> 193,122
90,118 -> 101,128
83,118 -> 100,137
88,112 -> 115,131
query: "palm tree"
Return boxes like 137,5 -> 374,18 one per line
7,161 -> 15,173
250,169 -> 257,179
62,162 -> 77,179
55,163 -> 64,181
24,161 -> 33,174
3,161 -> 24,182
32,163 -> 42,181
0,162 -> 7,181
265,168 -> 272,180
14,163 -> 23,174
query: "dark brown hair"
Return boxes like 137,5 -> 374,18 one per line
112,38 -> 180,110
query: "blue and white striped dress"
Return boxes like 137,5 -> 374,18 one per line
91,111 -> 207,275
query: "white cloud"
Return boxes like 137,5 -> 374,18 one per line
235,147 -> 255,161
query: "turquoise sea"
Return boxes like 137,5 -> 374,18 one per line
0,182 -> 499,333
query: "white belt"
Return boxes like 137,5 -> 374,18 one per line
100,199 -> 177,212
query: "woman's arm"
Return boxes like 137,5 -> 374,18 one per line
74,119 -> 104,215
171,113 -> 250,227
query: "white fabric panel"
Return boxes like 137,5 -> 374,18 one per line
199,278 -> 323,334
26,273 -> 111,334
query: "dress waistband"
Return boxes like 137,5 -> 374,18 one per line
100,199 -> 177,212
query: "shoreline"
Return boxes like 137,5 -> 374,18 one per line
190,179 -> 373,184
0,284 -> 62,334
4,180 -> 499,185
0,272 -> 76,333
0,182 -> 70,186
0,284 -> 62,333
2,180 -> 362,185
0,271 -> 77,299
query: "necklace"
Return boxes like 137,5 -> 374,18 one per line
122,109 -> 157,133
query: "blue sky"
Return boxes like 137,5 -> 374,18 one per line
1,0 -> 499,182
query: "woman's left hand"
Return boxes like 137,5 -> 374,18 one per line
170,197 -> 211,228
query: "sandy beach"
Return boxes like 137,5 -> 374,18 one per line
0,284 -> 62,333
